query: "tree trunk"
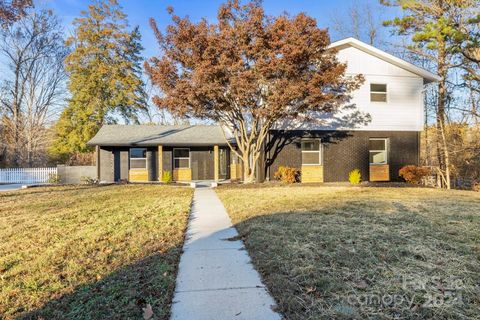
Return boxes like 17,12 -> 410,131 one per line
241,153 -> 256,183
437,40 -> 451,189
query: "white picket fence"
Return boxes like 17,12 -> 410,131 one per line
0,167 -> 57,184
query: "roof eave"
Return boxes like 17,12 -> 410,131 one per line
87,142 -> 232,147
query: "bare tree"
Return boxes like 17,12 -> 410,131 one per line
138,78 -> 191,125
0,9 -> 67,167
330,0 -> 386,47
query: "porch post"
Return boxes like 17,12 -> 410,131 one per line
214,145 -> 219,181
95,145 -> 100,180
158,145 -> 163,181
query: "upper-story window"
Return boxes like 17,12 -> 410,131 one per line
301,140 -> 323,165
370,84 -> 387,102
130,148 -> 147,169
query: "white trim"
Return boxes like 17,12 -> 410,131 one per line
370,83 -> 388,103
173,148 -> 191,169
329,37 -> 441,84
369,138 -> 389,165
301,139 -> 323,166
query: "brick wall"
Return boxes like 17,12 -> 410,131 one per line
266,130 -> 419,182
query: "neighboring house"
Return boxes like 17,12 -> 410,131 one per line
88,38 -> 440,183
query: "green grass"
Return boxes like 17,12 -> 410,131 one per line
217,186 -> 480,320
0,185 -> 193,320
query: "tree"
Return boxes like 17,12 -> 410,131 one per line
0,9 -> 67,167
52,0 -> 145,158
382,0 -> 477,189
0,0 -> 33,27
145,0 -> 363,183
454,10 -> 480,120
330,0 -> 386,47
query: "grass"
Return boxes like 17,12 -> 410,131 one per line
217,185 -> 480,319
0,184 -> 193,320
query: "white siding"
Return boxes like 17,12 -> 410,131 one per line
279,46 -> 425,132
340,47 -> 424,131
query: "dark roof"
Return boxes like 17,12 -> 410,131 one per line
87,125 -> 230,147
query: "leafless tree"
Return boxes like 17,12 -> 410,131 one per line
0,9 -> 67,167
138,78 -> 190,125
330,0 -> 386,47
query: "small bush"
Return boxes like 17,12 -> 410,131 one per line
80,176 -> 97,185
274,166 -> 299,184
399,165 -> 430,184
47,173 -> 60,184
348,169 -> 362,185
161,170 -> 172,183
472,182 -> 480,192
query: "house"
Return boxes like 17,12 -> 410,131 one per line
87,38 -> 440,183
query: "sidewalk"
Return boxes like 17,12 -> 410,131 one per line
170,188 -> 281,320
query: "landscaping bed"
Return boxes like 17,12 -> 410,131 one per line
217,186 -> 480,319
0,185 -> 193,319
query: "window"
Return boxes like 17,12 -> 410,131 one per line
369,138 -> 388,164
130,148 -> 147,169
370,83 -> 387,102
174,148 -> 190,169
301,140 -> 322,165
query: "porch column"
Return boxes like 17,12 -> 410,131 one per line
158,145 -> 163,181
95,145 -> 100,180
214,145 -> 219,181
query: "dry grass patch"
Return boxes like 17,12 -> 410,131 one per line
217,186 -> 480,319
0,185 -> 193,319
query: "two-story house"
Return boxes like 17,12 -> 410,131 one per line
88,38 -> 440,183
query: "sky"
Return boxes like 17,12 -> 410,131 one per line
42,0 -> 400,59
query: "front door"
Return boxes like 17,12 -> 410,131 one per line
191,147 -> 215,180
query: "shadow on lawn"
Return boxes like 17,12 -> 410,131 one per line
231,209 -> 480,320
18,247 -> 182,320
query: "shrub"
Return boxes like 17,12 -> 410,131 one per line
399,165 -> 431,184
47,173 -> 60,184
161,170 -> 172,183
274,166 -> 299,184
348,169 -> 362,185
80,176 -> 97,185
472,181 -> 480,192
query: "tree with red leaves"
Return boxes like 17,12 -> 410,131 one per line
0,0 -> 32,27
145,0 -> 363,183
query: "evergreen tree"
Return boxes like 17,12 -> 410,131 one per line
52,0 -> 145,157
382,0 -> 477,189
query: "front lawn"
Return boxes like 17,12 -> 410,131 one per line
217,186 -> 480,319
0,185 -> 193,320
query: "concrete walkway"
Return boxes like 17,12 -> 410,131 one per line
0,184 -> 24,192
171,188 -> 281,320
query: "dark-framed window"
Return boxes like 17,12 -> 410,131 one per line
130,148 -> 147,169
174,148 -> 190,169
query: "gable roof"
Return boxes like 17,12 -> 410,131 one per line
87,125 -> 230,147
329,37 -> 441,84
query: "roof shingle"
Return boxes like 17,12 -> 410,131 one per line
87,125 -> 230,147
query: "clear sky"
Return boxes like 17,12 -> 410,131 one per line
43,0 -> 400,59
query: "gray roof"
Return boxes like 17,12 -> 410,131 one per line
87,125 -> 230,147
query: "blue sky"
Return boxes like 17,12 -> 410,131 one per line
44,0 -> 400,59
